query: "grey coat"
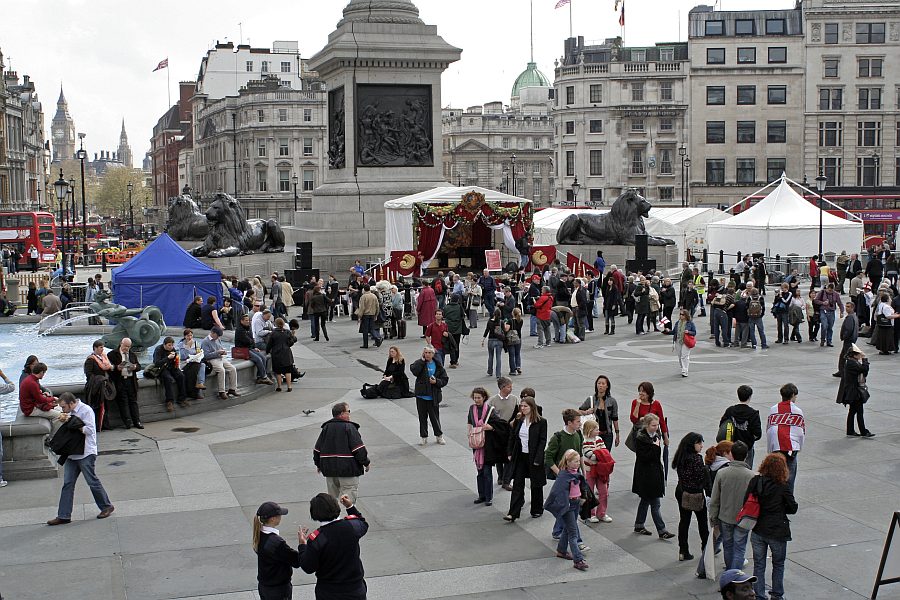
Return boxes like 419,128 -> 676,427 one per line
708,460 -> 755,525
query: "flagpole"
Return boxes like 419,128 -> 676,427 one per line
166,60 -> 171,109
569,0 -> 573,38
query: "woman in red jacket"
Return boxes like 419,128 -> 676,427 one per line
630,381 -> 670,476
533,286 -> 554,348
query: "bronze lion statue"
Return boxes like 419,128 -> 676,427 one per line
556,189 -> 674,246
166,195 -> 209,241
190,193 -> 285,258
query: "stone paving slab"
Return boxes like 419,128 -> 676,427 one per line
0,556 -> 127,600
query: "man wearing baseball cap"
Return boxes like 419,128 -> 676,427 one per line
201,326 -> 239,400
719,569 -> 756,599
252,501 -> 301,600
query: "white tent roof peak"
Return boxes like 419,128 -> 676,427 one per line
721,177 -> 855,228
383,185 -> 531,209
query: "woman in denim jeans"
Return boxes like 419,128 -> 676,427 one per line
507,308 -> 523,376
632,413 -> 676,540
748,453 -> 798,600
481,308 -> 508,381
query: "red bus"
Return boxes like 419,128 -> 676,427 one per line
0,211 -> 57,265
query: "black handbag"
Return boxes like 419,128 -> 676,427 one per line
858,372 -> 871,404
579,479 -> 599,520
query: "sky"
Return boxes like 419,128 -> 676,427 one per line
1,0 -> 793,167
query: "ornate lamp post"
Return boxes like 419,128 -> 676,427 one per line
816,171 -> 827,259
684,157 -> 691,207
75,138 -> 88,265
510,153 -> 517,197
53,171 -> 69,270
68,177 -> 76,270
872,151 -> 880,197
292,173 -> 299,213
127,181 -> 134,239
571,176 -> 581,208
679,145 -> 687,207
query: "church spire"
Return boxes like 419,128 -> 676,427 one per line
57,84 -> 66,105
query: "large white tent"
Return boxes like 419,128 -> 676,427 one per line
706,176 -> 863,258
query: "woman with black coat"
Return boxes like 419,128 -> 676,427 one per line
504,396 -> 548,522
602,274 -> 621,335
748,453 -> 799,600
671,432 -> 711,561
632,413 -> 675,540
377,346 -> 411,399
26,281 -> 38,315
837,344 -> 872,436
308,285 -> 329,342
266,318 -> 296,392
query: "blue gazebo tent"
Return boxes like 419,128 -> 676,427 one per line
111,233 -> 222,327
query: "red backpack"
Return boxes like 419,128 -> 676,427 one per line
434,278 -> 444,295
590,447 -> 616,478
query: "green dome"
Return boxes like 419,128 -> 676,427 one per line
511,62 -> 551,98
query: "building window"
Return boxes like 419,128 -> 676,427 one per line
257,170 -> 267,192
517,137 -> 526,150
706,159 -> 725,184
589,150 -> 603,176
706,121 -> 726,144
257,139 -> 267,157
631,82 -> 644,101
824,23 -> 839,44
468,161 -> 479,176
897,122 -> 900,146
278,108 -> 288,122
660,81 -> 673,101
278,170 -> 291,192
737,47 -> 756,64
767,120 -> 787,143
533,180 -> 542,199
856,23 -> 886,44
279,138 -> 289,156
858,58 -> 883,78
818,88 -> 842,110
659,148 -> 674,174
246,61 -> 253,72
257,109 -> 265,123
589,119 -> 603,133
632,49 -> 646,62
707,86 -> 725,105
298,169 -> 314,193
502,137 -> 510,149
707,48 -> 725,64
589,189 -> 603,204
768,47 -> 787,63
631,118 -> 645,132
659,47 -> 675,62
566,151 -> 575,176
766,19 -> 786,35
631,149 -> 645,175
533,162 -> 542,176
818,157 -> 842,186
857,121 -> 881,146
856,157 -> 879,186
737,121 -> 756,143
705,20 -> 724,36
566,86 -> 575,104
818,121 -> 843,146
858,88 -> 882,110
588,84 -> 602,103
565,121 -> 575,135
824,58 -> 840,77
768,86 -> 787,104
261,61 -> 269,73
737,86 -> 756,105
767,158 -> 786,182
281,61 -> 291,73
735,19 -> 755,35
303,137 -> 313,156
736,159 -> 756,184
660,117 -> 674,132
533,138 -> 542,149
303,109 -> 312,122
659,186 -> 674,201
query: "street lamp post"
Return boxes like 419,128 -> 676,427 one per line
816,171 -> 827,259
127,181 -> 134,239
571,176 -> 581,208
872,152 -> 880,198
510,153 -> 517,197
679,145 -> 687,207
53,171 -> 69,273
291,174 -> 299,213
75,138 -> 88,266
684,157 -> 691,207
68,178 -> 76,271
35,185 -> 42,211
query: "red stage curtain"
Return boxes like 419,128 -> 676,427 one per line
472,220 -> 491,247
417,222 -> 444,264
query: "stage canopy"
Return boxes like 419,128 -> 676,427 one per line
111,233 -> 223,326
384,186 -> 532,265
706,176 -> 863,258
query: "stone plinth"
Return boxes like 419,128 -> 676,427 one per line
2,414 -> 57,480
170,241 -> 294,279
555,244 -> 678,274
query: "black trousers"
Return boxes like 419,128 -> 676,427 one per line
114,382 -> 141,426
415,397 -> 442,438
508,451 -> 544,519
495,459 -> 512,485
847,401 -> 867,434
675,486 -> 710,554
448,332 -> 461,365
161,367 -> 187,402
258,582 -> 292,600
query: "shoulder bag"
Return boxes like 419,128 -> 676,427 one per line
857,371 -> 870,404
581,396 -> 597,425
468,406 -> 493,449
680,490 -> 705,512
735,478 -> 762,531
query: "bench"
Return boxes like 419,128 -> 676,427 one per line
1,409 -> 58,480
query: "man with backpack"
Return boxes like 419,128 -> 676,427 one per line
432,272 -> 447,309
545,409 -> 588,552
709,441 -> 755,571
744,285 -> 768,349
718,385 -> 762,466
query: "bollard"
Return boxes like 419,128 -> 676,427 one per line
786,258 -> 792,274
775,253 -> 781,272
702,248 -> 709,273
718,250 -> 725,274
736,251 -> 742,265
101,251 -> 107,273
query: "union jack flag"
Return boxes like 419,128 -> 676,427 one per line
152,58 -> 168,72
555,0 -> 570,8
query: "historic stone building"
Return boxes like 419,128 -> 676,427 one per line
50,86 -> 76,166
552,37 -> 690,207
687,5 -> 806,207
2,68 -> 48,211
151,81 -> 194,214
442,62 -> 554,207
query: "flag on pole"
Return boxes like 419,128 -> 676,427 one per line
619,1 -> 625,26
555,0 -> 570,8
152,58 -> 169,72
614,0 -> 621,9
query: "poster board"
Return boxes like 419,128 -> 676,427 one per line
872,511 -> 900,599
485,249 -> 502,272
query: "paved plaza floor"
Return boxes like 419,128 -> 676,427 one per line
2,311 -> 899,599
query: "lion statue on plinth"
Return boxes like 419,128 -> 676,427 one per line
556,189 -> 674,246
166,195 -> 209,241
190,193 -> 286,258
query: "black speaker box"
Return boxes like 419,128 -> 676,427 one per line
634,234 -> 649,261
296,241 -> 313,269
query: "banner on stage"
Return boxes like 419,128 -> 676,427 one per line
566,252 -> 598,279
389,251 -> 421,277
485,249 -> 502,271
529,246 -> 556,271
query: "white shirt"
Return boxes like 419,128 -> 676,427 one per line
68,401 -> 98,460
518,420 -> 530,453
261,525 -> 280,535
251,312 -> 272,344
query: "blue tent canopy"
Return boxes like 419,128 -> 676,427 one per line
111,233 -> 222,327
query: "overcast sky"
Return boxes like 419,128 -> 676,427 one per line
1,0 -> 791,167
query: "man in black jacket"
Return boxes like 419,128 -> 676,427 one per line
182,295 -> 202,328
835,302 -> 859,378
313,402 -> 370,503
718,385 -> 763,466
108,337 -> 143,429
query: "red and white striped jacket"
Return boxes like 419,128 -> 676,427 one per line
765,401 -> 806,454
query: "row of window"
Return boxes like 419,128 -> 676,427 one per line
707,85 -> 787,105
563,117 -> 676,136
564,81 -> 674,105
705,121 -> 787,144
563,148 -> 679,178
500,137 -> 548,150
254,169 -> 316,193
817,121 -> 898,147
463,161 -> 549,177
823,57 -> 883,78
704,158 -> 787,184
254,137 -> 316,158
245,60 -> 293,73
704,18 -> 788,37
253,108 -> 314,123
707,46 -> 787,65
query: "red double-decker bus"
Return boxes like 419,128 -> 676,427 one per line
0,211 -> 57,265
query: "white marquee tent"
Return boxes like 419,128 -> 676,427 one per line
705,176 -> 863,257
